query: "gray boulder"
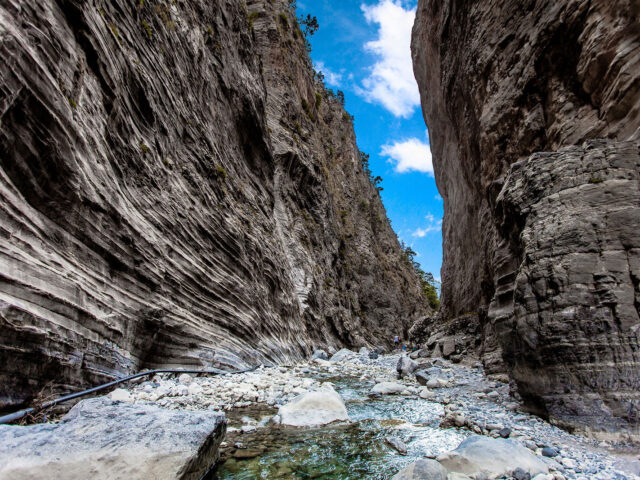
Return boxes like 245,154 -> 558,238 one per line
330,348 -> 355,363
311,349 -> 329,361
415,370 -> 429,386
396,355 -> 418,378
0,397 -> 226,480
368,351 -> 379,360
391,459 -> 448,480
437,436 -> 549,478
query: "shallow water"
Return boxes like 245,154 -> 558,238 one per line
213,375 -> 469,479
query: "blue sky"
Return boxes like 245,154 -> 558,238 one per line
297,0 -> 443,280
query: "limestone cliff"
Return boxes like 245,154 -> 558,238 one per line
0,0 -> 429,410
412,0 -> 640,436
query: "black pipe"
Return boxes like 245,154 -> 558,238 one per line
0,366 -> 260,425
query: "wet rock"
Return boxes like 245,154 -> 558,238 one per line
391,459 -> 448,480
0,397 -> 226,480
437,436 -> 549,478
311,350 -> 329,361
370,382 -> 406,395
277,390 -> 349,427
385,436 -> 408,455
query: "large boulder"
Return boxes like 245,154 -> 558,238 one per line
396,355 -> 418,378
329,348 -> 355,363
391,459 -> 448,480
278,390 -> 349,427
0,397 -> 226,480
311,349 -> 329,361
370,382 -> 406,395
437,436 -> 549,478
415,370 -> 429,386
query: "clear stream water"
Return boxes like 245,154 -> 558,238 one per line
213,375 -> 469,479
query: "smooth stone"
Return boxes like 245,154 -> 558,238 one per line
278,390 -> 349,427
178,373 -> 192,385
370,382 -> 406,395
541,447 -> 558,458
391,459 -> 448,480
437,436 -> 549,478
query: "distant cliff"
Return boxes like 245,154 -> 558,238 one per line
412,0 -> 640,437
0,0 -> 429,409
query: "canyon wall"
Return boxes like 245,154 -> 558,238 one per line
0,0 -> 429,410
412,0 -> 640,436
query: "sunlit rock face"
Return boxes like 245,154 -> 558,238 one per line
0,0 -> 429,409
412,0 -> 640,435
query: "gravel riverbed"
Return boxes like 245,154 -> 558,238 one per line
115,351 -> 639,479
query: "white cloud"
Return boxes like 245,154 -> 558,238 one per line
359,0 -> 420,117
434,193 -> 442,201
381,137 -> 433,174
314,61 -> 343,87
412,213 -> 442,237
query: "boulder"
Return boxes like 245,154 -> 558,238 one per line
0,397 -> 226,480
415,370 -> 429,386
396,355 -> 418,378
437,436 -> 549,478
419,387 -> 434,399
391,459 -> 448,480
374,347 -> 386,355
311,349 -> 329,361
384,436 -> 408,455
329,348 -> 354,363
370,382 -> 406,395
278,390 -> 349,427
109,388 -> 133,403
368,351 -> 379,359
358,347 -> 370,355
440,339 -> 456,358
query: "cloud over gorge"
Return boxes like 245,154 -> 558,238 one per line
381,137 -> 433,174
359,0 -> 420,117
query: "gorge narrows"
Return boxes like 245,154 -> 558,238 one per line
0,0 -> 639,478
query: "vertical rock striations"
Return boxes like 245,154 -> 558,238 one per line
412,0 -> 640,436
0,0 -> 428,410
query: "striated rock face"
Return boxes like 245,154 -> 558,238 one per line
0,0 -> 428,410
412,0 -> 640,434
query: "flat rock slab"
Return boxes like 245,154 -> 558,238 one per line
0,397 -> 226,480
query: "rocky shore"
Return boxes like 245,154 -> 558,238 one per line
2,350 -> 638,479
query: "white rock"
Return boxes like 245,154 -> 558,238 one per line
278,390 -> 349,427
419,387 -> 434,399
560,458 -> 577,469
109,389 -> 133,403
178,374 -> 192,385
187,383 -> 203,396
370,382 -> 406,395
437,436 -> 549,478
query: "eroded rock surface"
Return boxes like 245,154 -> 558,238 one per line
0,0 -> 428,408
411,0 -> 640,434
0,397 -> 226,480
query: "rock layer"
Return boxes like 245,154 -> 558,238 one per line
0,0 -> 428,410
412,0 -> 640,434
